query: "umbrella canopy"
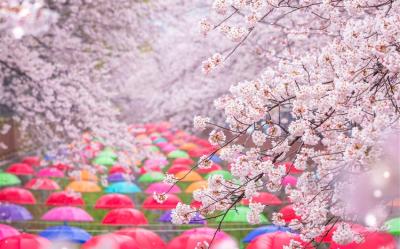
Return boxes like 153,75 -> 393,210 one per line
246,232 -> 307,249
51,163 -> 73,171
167,150 -> 189,159
145,182 -> 181,194
144,158 -> 168,168
0,233 -> 51,249
142,194 -> 181,210
45,191 -> 85,206
36,168 -> 64,178
42,207 -> 93,222
105,182 -> 141,194
179,143 -> 198,151
216,206 -> 268,223
330,232 -> 396,249
22,157 -> 41,167
82,234 -> 139,249
102,208 -> 147,225
92,156 -> 115,166
276,162 -> 303,174
160,144 -> 177,153
39,225 -> 91,244
25,178 -> 60,191
167,231 -> 236,249
0,204 -> 32,222
385,217 -> 400,236
242,226 -> 293,243
6,163 -> 34,176
185,181 -> 207,193
196,163 -> 222,174
97,148 -> 118,159
115,228 -> 166,249
315,223 -> 367,243
107,173 -> 128,183
0,224 -> 20,240
242,192 -> 282,206
388,198 -> 400,207
0,187 -> 36,205
109,165 -> 131,175
153,137 -> 168,144
174,171 -> 203,182
167,164 -> 191,174
205,170 -> 233,180
159,211 -> 206,224
282,175 -> 297,187
0,173 -> 20,187
172,158 -> 194,166
71,170 -> 98,182
66,181 -> 101,193
138,172 -> 165,183
95,194 -> 134,209
279,205 -> 301,223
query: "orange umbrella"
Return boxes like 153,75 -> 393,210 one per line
388,198 -> 400,207
71,170 -> 98,182
179,143 -> 198,151
185,181 -> 208,193
66,181 -> 101,193
175,171 -> 203,182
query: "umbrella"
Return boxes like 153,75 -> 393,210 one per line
0,233 -> 51,249
179,143 -> 198,151
242,226 -> 293,243
153,137 -> 168,144
388,198 -> 400,207
246,232 -> 306,249
185,181 -> 207,193
330,231 -> 396,249
174,171 -> 203,182
145,182 -> 181,194
167,164 -> 191,174
45,191 -> 85,206
159,211 -> 206,224
82,234 -> 139,249
147,145 -> 160,152
190,200 -> 202,209
66,181 -> 101,193
167,150 -> 189,159
25,178 -> 60,191
107,173 -> 128,183
102,208 -> 148,225
6,163 -> 34,175
95,194 -> 134,209
92,156 -> 115,166
210,154 -> 222,164
22,156 -> 41,167
39,225 -> 91,244
142,194 -> 181,210
196,163 -> 222,174
276,162 -> 303,174
0,173 -> 20,187
138,172 -> 165,183
71,170 -> 98,182
144,159 -> 168,168
216,206 -> 268,223
385,217 -> 400,236
51,163 -> 73,171
205,170 -> 233,180
242,192 -> 282,206
109,165 -> 131,175
167,231 -> 236,249
36,168 -> 64,178
42,207 -> 93,222
188,148 -> 210,158
105,182 -> 141,194
172,158 -> 194,166
282,175 -> 297,187
0,187 -> 36,205
97,148 -> 118,159
115,228 -> 166,249
279,205 -> 301,222
0,204 -> 32,222
0,224 -> 20,240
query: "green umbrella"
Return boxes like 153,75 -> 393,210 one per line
148,146 -> 160,152
205,170 -> 233,180
0,172 -> 21,187
167,150 -> 189,159
97,148 -> 118,160
385,217 -> 400,236
92,156 -> 115,166
216,206 -> 268,223
138,172 -> 165,183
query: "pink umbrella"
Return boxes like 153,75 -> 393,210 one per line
145,182 -> 181,194
0,224 -> 20,240
37,168 -> 64,178
144,159 -> 168,168
41,206 -> 93,222
161,144 -> 177,153
22,156 -> 41,167
282,176 -> 297,187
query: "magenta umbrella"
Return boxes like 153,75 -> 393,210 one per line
0,224 -> 20,240
41,207 -> 93,222
37,168 -> 64,178
145,182 -> 181,194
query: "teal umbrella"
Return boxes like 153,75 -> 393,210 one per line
385,217 -> 400,236
216,206 -> 268,223
138,172 -> 165,183
205,170 -> 233,180
92,156 -> 115,166
97,148 -> 117,160
167,150 -> 189,159
153,137 -> 167,144
105,182 -> 141,194
0,172 -> 21,187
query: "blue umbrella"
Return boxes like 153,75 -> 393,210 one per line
210,154 -> 222,164
159,210 -> 206,224
0,203 -> 32,222
39,225 -> 91,243
107,173 -> 127,183
105,182 -> 141,194
242,225 -> 293,243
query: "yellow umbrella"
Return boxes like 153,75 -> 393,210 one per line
66,181 -> 101,192
185,181 -> 208,193
175,170 -> 203,182
179,143 -> 198,151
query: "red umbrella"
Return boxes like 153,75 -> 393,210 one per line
142,194 -> 181,210
0,233 -> 51,249
0,187 -> 36,205
173,158 -> 194,166
115,228 -> 166,249
196,163 -> 222,174
6,163 -> 34,176
279,205 -> 301,223
51,163 -> 73,171
102,208 -> 148,225
25,178 -> 60,190
167,230 -> 235,249
167,164 -> 191,174
315,222 -> 367,243
246,232 -> 308,249
82,234 -> 139,249
330,231 -> 396,249
45,191 -> 85,206
242,192 -> 282,206
190,200 -> 202,209
109,165 -> 132,175
275,162 -> 303,174
188,148 -> 210,158
95,194 -> 134,209
22,157 -> 41,167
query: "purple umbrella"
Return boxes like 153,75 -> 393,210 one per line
0,203 -> 33,222
107,173 -> 127,183
159,210 -> 206,224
